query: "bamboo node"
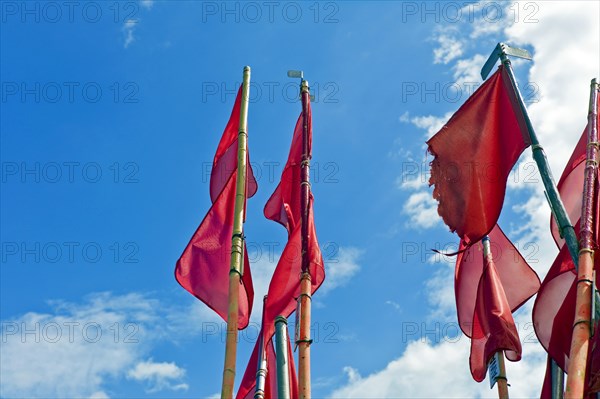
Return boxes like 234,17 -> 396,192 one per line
579,248 -> 594,256
297,293 -> 312,301
232,232 -> 245,241
572,319 -> 592,330
587,141 -> 600,149
295,338 -> 313,345
531,143 -> 543,151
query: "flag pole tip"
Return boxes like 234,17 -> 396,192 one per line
287,70 -> 303,79
481,42 -> 532,80
243,66 -> 251,72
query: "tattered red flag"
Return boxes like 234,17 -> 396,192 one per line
427,66 -> 530,247
237,96 -> 325,398
469,240 -> 523,382
455,224 -> 540,340
175,86 -> 257,329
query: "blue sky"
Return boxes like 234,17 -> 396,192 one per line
1,1 -> 599,398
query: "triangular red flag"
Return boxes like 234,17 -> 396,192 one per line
469,242 -> 522,382
427,66 -> 530,247
237,96 -> 325,397
175,86 -> 257,329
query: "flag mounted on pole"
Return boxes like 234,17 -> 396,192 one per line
237,75 -> 325,399
427,66 -> 530,247
454,226 -> 540,382
175,83 -> 257,330
533,82 -> 600,383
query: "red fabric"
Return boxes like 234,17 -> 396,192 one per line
210,86 -> 257,202
533,244 -> 577,371
237,327 -> 299,399
237,99 -> 325,398
536,90 -> 600,398
427,66 -> 529,246
588,321 -> 600,393
540,357 -> 553,399
550,129 -> 587,248
455,225 -> 540,338
533,122 -> 596,371
469,245 -> 522,381
175,87 -> 256,329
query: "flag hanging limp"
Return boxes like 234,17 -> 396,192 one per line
237,94 -> 325,399
175,86 -> 257,329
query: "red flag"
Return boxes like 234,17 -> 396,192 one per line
533,244 -> 577,371
533,119 -> 597,371
550,128 -> 587,248
175,86 -> 257,329
262,99 -> 325,338
237,97 -> 325,398
455,225 -> 540,338
469,242 -> 522,382
540,357 -> 554,398
588,321 -> 600,393
237,327 -> 299,399
210,87 -> 258,202
427,66 -> 530,246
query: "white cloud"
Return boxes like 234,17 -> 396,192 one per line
0,292 -> 188,398
401,112 -> 453,140
402,191 -> 441,229
432,31 -> 465,65
122,19 -> 138,49
321,247 -> 362,294
88,391 -> 110,399
140,0 -> 154,9
127,359 -> 189,393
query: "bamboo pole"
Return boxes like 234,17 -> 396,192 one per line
255,296 -> 268,399
221,66 -> 251,399
482,237 -> 509,399
297,79 -> 313,399
275,316 -> 292,399
496,352 -> 509,399
565,79 -> 599,399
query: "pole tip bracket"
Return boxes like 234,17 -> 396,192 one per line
481,42 -> 533,80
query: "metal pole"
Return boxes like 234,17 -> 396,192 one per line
297,79 -> 313,399
552,361 -> 565,399
496,50 -> 579,397
482,237 -> 509,399
255,296 -> 269,399
221,66 -> 251,399
499,54 -> 580,266
275,316 -> 292,399
565,79 -> 599,399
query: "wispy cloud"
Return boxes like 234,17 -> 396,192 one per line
0,292 -> 189,398
127,359 -> 189,393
